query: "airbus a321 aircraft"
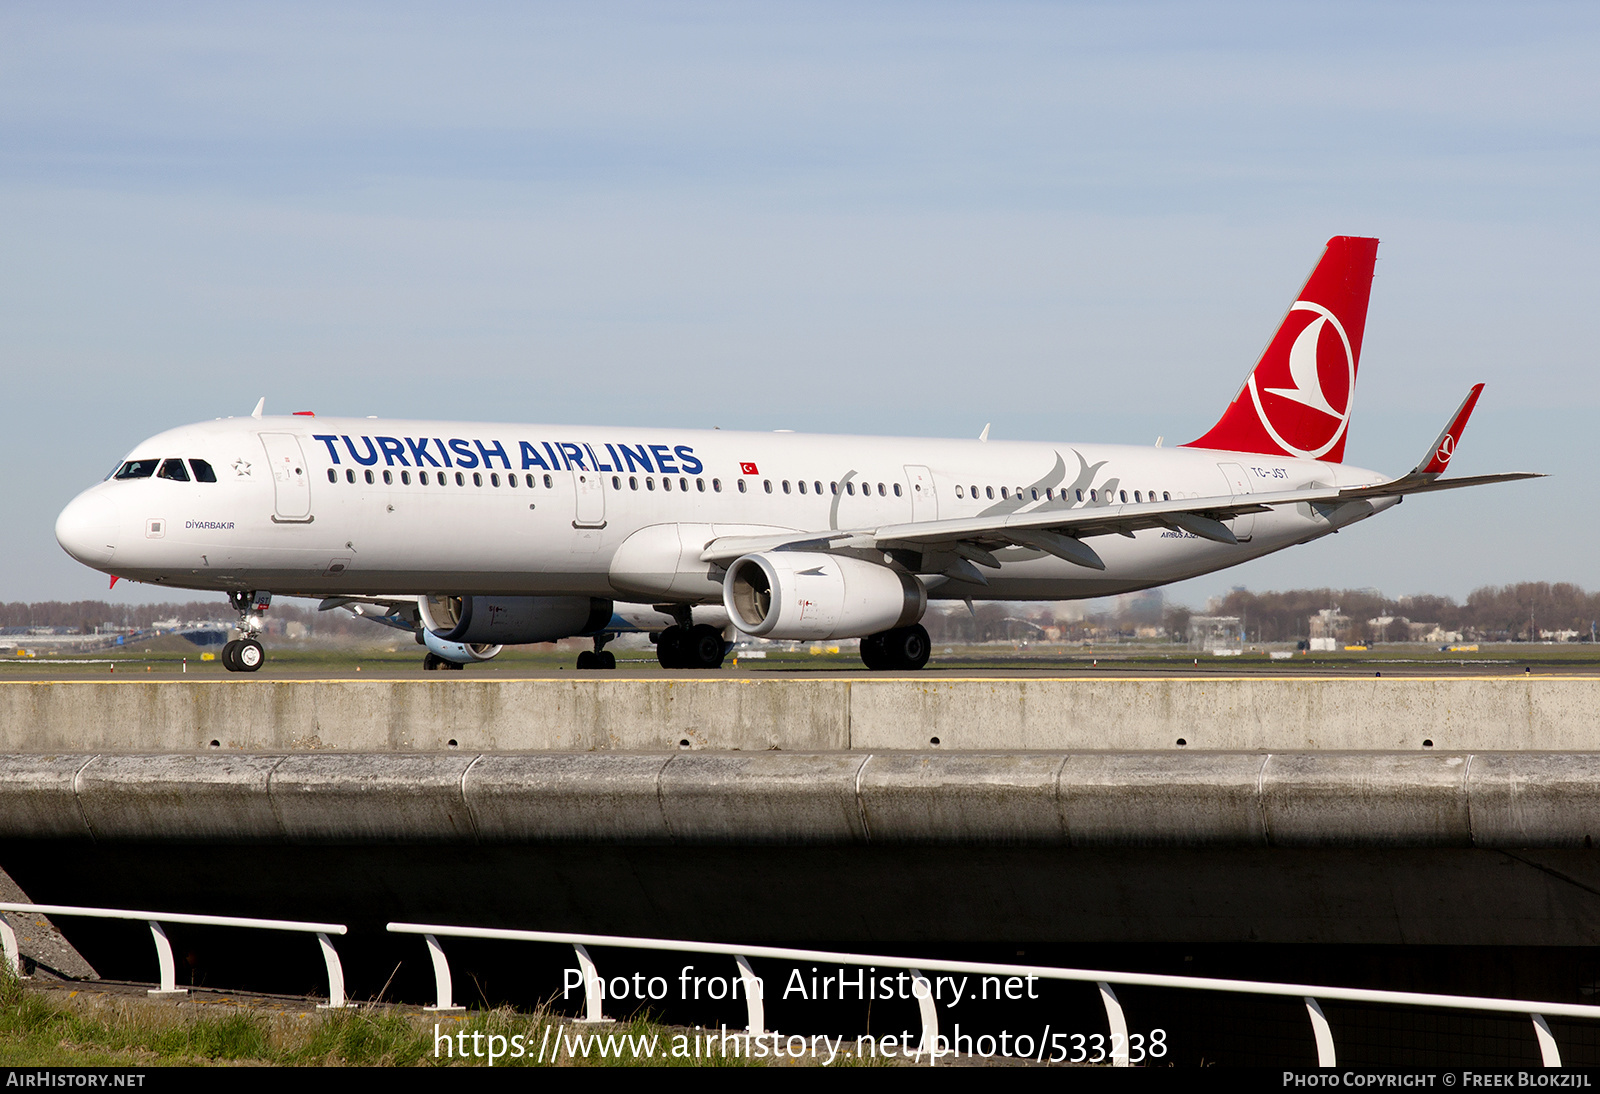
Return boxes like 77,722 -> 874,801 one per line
55,236 -> 1536,672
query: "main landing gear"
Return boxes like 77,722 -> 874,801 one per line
859,623 -> 931,671
575,632 -> 617,671
221,590 -> 271,673
655,624 -> 729,670
422,652 -> 465,671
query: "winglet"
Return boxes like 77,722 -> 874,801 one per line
1412,383 -> 1484,477
978,423 -> 991,443
250,397 -> 265,419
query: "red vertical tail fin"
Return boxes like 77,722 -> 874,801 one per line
1184,236 -> 1379,463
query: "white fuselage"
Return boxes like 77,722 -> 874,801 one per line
56,416 -> 1397,605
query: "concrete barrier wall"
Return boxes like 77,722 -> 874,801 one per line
1,677 -> 1598,752
7,750 -> 1600,848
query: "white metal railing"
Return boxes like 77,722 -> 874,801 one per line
0,903 -> 351,1008
388,922 -> 1600,1067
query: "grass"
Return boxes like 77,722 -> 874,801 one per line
0,975 -> 782,1067
5,638 -> 1597,677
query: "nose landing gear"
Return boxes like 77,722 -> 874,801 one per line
222,591 -> 271,673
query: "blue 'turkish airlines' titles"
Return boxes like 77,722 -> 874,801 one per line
311,435 -> 704,475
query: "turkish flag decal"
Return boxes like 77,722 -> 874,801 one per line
740,462 -> 759,475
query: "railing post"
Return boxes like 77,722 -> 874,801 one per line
0,914 -> 21,979
1305,997 -> 1336,1066
423,933 -> 464,1013
146,921 -> 186,996
315,933 -> 350,1009
735,955 -> 765,1035
1532,1014 -> 1562,1067
909,969 -> 939,1066
572,944 -> 613,1023
1097,982 -> 1130,1067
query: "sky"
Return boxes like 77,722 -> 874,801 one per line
2,2 -> 1596,610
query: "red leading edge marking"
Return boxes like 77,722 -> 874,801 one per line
1184,236 -> 1380,464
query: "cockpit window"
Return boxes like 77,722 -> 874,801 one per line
114,459 -> 160,479
158,459 -> 191,482
189,459 -> 217,483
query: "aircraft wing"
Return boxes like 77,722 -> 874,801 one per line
318,595 -> 422,631
697,473 -> 1540,583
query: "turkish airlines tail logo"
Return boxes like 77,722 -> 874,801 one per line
1185,236 -> 1379,463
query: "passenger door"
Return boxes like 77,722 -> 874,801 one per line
904,464 -> 938,522
259,433 -> 313,523
1217,462 -> 1255,540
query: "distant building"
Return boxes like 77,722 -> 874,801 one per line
1188,615 -> 1243,653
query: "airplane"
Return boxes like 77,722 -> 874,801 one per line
54,236 -> 1538,673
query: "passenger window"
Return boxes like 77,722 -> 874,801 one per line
1030,488 -> 1038,500
365,470 -> 376,484
189,459 -> 217,483
420,471 -> 430,485
893,483 -> 902,497
814,481 -> 822,495
326,469 -> 337,483
401,471 -> 411,485
114,459 -> 159,479
456,472 -> 466,486
542,474 -> 553,488
680,478 -> 688,491
157,459 -> 190,482
1119,490 -> 1127,502
797,481 -> 806,495
612,475 -> 621,489
1089,489 -> 1096,501
712,478 -> 722,492
629,476 -> 638,490
763,480 -> 773,493
346,469 -> 355,483
697,478 -> 706,492
955,485 -> 964,499
782,480 -> 791,494
662,477 -> 672,491
877,483 -> 886,496
487,473 -> 497,487
647,477 -> 655,491
846,482 -> 855,496
999,487 -> 1008,499
1163,491 -> 1171,501
830,482 -> 838,495
738,479 -> 747,493
506,473 -> 515,487
384,470 -> 394,485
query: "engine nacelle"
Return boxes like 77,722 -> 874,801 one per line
722,552 -> 925,640
421,628 -> 503,663
418,595 -> 614,645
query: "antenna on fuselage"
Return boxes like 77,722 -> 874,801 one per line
1155,436 -> 1163,447
978,423 -> 990,442
250,397 -> 265,419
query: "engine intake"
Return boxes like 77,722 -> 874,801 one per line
723,552 -> 925,640
419,595 -> 614,645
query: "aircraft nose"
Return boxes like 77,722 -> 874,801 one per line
55,491 -> 120,568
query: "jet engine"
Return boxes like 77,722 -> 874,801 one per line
722,552 -> 925,640
421,629 -> 503,663
419,595 -> 614,645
